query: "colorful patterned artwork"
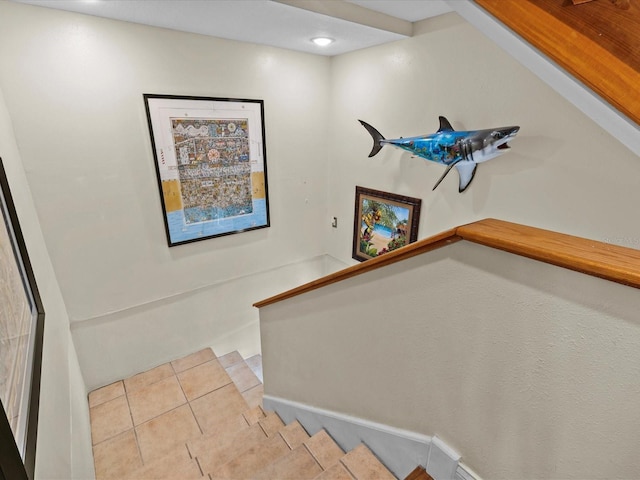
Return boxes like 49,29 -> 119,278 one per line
144,95 -> 270,246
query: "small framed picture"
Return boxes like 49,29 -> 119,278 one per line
143,94 -> 270,246
352,186 -> 421,262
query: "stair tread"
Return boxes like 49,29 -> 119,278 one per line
186,405 -> 266,459
123,446 -> 202,479
250,444 -> 323,480
341,444 -> 397,480
210,431 -> 292,479
313,461 -> 357,480
304,429 -> 345,470
194,415 -> 284,475
225,359 -> 262,393
279,420 -> 310,449
404,466 -> 435,480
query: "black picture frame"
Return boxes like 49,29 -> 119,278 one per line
352,186 -> 421,262
143,94 -> 270,247
0,158 -> 45,480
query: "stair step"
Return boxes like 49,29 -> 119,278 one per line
340,444 -> 397,480
210,431 -> 292,478
123,447 -> 203,479
279,420 -> 310,449
190,411 -> 280,474
404,466 -> 435,480
304,429 -> 345,470
251,444 -> 323,480
90,347 -> 406,480
187,409 -> 266,458
314,462 -> 356,480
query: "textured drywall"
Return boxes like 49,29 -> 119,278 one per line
0,1 -> 331,323
326,12 -> 640,265
260,242 -> 640,479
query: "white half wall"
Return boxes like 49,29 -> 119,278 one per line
72,254 -> 346,390
259,242 -> 640,479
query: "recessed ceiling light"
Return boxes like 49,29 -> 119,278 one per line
311,37 -> 334,47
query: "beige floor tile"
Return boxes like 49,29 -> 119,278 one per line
93,430 -> 142,479
212,433 -> 290,479
251,445 -> 323,480
135,404 -> 201,463
90,395 -> 133,445
225,361 -> 261,393
217,350 -> 243,369
127,375 -> 187,425
124,363 -> 174,392
124,446 -> 203,479
241,384 -> 264,409
304,429 -> 344,470
245,354 -> 263,383
340,444 -> 395,480
316,462 -> 356,480
171,348 -> 216,373
190,383 -> 249,434
194,423 -> 268,475
177,360 -> 232,401
279,421 -> 310,449
89,381 -> 125,408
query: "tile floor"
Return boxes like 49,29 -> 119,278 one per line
88,348 -> 263,479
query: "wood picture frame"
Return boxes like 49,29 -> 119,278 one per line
352,186 -> 421,262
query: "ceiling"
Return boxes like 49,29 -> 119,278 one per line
11,0 -> 453,56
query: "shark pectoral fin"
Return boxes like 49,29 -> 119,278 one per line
455,163 -> 478,193
432,160 -> 461,191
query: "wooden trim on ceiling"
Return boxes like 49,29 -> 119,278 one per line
474,0 -> 640,127
254,218 -> 640,308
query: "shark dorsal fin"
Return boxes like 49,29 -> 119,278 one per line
437,116 -> 454,133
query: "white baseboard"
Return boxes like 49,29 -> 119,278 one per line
263,395 -> 481,480
264,394 -> 430,479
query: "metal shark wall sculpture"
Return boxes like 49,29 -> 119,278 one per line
359,117 -> 520,192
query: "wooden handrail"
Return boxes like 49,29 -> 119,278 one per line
254,218 -> 640,308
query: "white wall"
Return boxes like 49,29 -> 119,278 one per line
0,2 -> 332,386
260,242 -> 640,479
326,13 -> 640,265
0,87 -> 93,479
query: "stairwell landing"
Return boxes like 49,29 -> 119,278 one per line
87,348 -> 399,479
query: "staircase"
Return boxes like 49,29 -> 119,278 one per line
88,348 -> 406,479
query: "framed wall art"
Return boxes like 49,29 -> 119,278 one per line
352,186 -> 421,262
144,94 -> 270,246
0,158 -> 45,480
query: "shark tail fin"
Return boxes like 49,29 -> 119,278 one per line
359,120 -> 385,157
455,163 -> 478,193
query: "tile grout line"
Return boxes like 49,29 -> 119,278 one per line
123,385 -> 145,466
173,369 -> 205,437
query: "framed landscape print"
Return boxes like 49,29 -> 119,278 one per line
0,158 -> 44,480
352,186 -> 421,262
144,94 -> 270,246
